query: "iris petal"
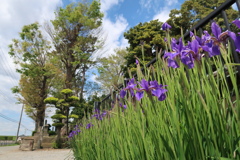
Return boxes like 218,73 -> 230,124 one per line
211,22 -> 221,38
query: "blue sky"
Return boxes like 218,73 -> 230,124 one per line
0,0 -> 185,136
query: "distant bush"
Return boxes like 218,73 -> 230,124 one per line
48,131 -> 57,136
0,136 -> 16,140
32,131 -> 37,136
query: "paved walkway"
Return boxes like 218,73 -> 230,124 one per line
0,145 -> 74,160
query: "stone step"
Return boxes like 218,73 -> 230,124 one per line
42,137 -> 56,143
41,142 -> 53,148
19,138 -> 34,151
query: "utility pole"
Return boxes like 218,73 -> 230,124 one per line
16,105 -> 24,142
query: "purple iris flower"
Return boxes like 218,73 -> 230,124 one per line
101,111 -> 107,117
231,20 -> 240,52
181,54 -> 194,68
119,103 -> 127,112
235,36 -> 240,52
171,38 -> 177,49
94,108 -> 100,114
92,110 -> 107,120
92,114 -> 102,120
139,79 -> 150,92
162,22 -> 172,30
181,39 -> 201,68
135,91 -> 144,101
68,132 -> 74,138
202,40 -> 220,57
204,22 -> 236,56
149,80 -> 168,101
167,58 -> 179,68
86,123 -> 94,129
190,31 -> 194,37
136,59 -> 139,65
164,38 -> 188,68
232,20 -> 240,28
158,93 -> 167,101
125,78 -> 137,97
120,89 -> 126,98
68,129 -> 81,138
74,125 -> 79,129
190,31 -> 208,58
189,39 -> 200,59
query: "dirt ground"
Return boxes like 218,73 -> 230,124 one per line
0,145 -> 74,160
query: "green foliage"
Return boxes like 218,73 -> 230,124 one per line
96,48 -> 127,93
45,86 -> 81,137
48,0 -> 104,92
52,141 -> 62,149
71,94 -> 105,123
11,86 -> 20,94
67,96 -> 79,102
69,114 -> 79,119
167,0 -> 239,37
31,131 -> 36,136
48,131 -> 57,136
60,89 -> 72,95
52,122 -> 64,127
123,20 -> 165,77
0,136 -> 16,140
8,22 -> 57,131
51,114 -> 67,119
44,97 -> 59,104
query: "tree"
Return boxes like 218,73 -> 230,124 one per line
71,92 -> 106,124
96,48 -> 127,93
44,89 -> 79,142
167,0 -> 239,37
45,0 -> 104,100
9,23 -> 56,131
123,20 -> 165,77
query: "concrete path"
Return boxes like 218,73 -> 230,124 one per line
0,145 -> 74,160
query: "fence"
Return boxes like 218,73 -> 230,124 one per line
0,140 -> 16,146
95,0 -> 240,110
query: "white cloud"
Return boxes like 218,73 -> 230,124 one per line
0,0 -> 62,135
96,15 -> 129,58
165,0 -> 178,6
139,0 -> 169,13
153,7 -> 171,22
101,0 -> 124,13
139,0 -> 179,17
139,0 -> 153,11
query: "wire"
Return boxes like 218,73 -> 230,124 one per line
0,113 -> 18,123
0,46 -> 19,86
0,113 -> 33,131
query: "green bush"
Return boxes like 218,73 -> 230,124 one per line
52,122 -> 64,127
0,136 -> 16,140
48,131 -> 57,136
32,131 -> 37,136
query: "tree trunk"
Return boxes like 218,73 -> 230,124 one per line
79,64 -> 86,100
66,66 -> 73,89
36,107 -> 45,131
35,75 -> 48,131
66,107 -> 69,136
56,126 -> 62,148
35,121 -> 38,132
